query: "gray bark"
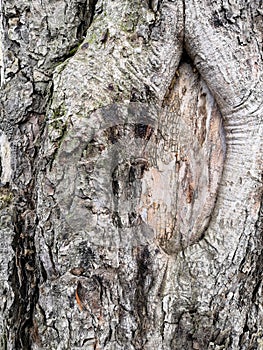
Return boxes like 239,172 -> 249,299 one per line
0,0 -> 262,349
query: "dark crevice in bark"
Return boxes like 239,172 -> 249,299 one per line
162,49 -> 195,108
182,0 -> 186,42
8,114 -> 45,349
76,0 -> 90,41
148,0 -> 161,13
10,197 -> 39,350
51,0 -> 98,66
180,49 -> 194,66
0,158 -> 2,181
132,246 -> 153,349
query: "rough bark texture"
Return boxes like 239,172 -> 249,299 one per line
0,0 -> 262,349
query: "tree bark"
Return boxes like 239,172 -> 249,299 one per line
0,1 -> 262,349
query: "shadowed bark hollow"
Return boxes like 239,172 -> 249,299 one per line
0,1 -> 262,349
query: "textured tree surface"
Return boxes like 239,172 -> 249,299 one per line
0,1 -> 262,349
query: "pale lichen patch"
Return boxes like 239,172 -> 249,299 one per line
0,133 -> 11,185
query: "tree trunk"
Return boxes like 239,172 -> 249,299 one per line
0,1 -> 262,349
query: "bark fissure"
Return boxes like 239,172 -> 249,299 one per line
1,1 -> 100,348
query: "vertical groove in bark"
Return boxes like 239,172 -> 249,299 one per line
0,1 -> 98,348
